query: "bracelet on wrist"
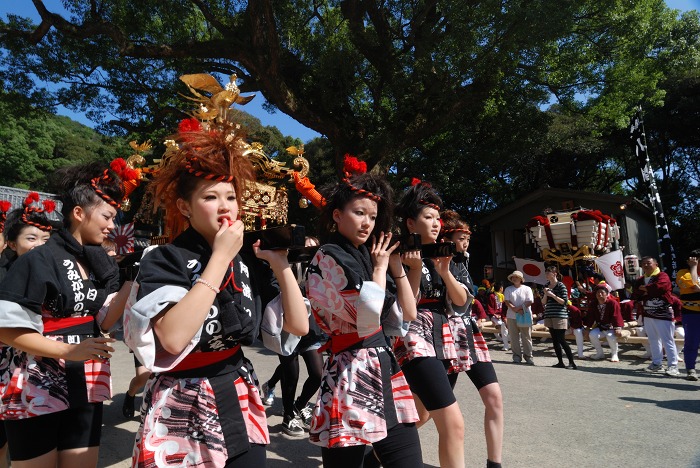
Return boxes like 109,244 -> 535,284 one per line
194,277 -> 220,294
394,274 -> 407,280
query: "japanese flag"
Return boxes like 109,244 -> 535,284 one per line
514,258 -> 547,285
594,250 -> 625,291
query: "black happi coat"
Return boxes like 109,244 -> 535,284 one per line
127,227 -> 282,463
134,227 -> 279,353
0,229 -> 120,418
0,229 -> 119,325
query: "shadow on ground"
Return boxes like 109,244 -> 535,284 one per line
618,395 -> 700,415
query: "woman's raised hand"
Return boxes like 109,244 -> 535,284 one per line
371,232 -> 399,273
434,255 -> 452,275
212,219 -> 244,261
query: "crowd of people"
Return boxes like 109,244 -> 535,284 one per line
0,114 -> 695,468
470,255 -> 699,381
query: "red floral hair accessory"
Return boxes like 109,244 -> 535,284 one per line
411,177 -> 442,210
109,157 -> 143,209
343,154 -> 367,176
411,177 -> 432,188
24,191 -> 40,206
178,117 -> 203,134
0,199 -> 11,234
42,200 -> 56,213
21,192 -> 55,231
408,177 -> 439,210
110,158 -> 141,184
341,154 -> 381,202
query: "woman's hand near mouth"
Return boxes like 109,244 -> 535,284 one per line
212,218 -> 244,261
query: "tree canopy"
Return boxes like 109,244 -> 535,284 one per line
1,1 -> 699,256
0,0 -> 686,167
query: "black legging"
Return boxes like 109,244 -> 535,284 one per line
268,349 -> 323,418
225,443 -> 266,467
549,328 -> 575,364
321,423 -> 423,468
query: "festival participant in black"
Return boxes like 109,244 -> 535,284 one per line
440,210 -> 504,468
0,193 -> 59,465
0,163 -> 131,467
393,180 -> 470,468
123,118 -> 308,467
542,266 -> 577,369
305,155 -> 421,467
260,236 -> 325,436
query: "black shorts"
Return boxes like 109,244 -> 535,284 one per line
465,361 -> 499,390
322,423 -> 422,468
134,353 -> 144,368
225,443 -> 266,467
401,357 -> 456,411
448,361 -> 499,391
0,423 -> 6,447
5,403 -> 103,461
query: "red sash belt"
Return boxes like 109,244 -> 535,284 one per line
324,328 -> 384,355
418,298 -> 440,306
42,316 -> 94,335
170,345 -> 241,373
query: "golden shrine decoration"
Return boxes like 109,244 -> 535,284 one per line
178,73 -> 311,230
541,245 -> 592,266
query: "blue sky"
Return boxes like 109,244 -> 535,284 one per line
2,0 -> 697,142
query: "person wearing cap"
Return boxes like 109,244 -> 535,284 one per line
632,256 -> 679,375
587,281 -> 625,361
504,270 -> 535,365
677,250 -> 700,381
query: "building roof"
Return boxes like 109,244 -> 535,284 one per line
480,187 -> 652,225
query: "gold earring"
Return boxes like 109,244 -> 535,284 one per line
330,222 -> 337,232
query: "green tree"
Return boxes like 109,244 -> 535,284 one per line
0,0 -> 684,170
0,91 -> 123,189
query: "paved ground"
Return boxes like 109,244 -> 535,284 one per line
100,336 -> 700,468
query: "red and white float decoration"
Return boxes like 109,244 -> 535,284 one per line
525,209 -> 619,253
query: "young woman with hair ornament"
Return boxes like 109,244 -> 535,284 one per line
393,179 -> 472,468
0,163 -> 131,467
304,155 -> 422,468
440,209 -> 504,468
123,119 -> 308,467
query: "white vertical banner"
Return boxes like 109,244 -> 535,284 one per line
594,250 -> 626,290
513,257 -> 547,285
